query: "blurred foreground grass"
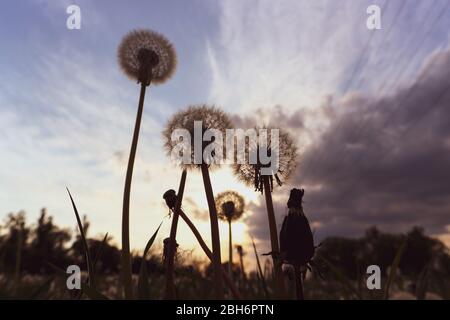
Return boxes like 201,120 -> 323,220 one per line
1,209 -> 449,300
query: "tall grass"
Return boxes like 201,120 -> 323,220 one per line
67,188 -> 95,289
165,169 -> 187,299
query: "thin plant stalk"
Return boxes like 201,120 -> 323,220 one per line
67,188 -> 95,289
228,219 -> 233,278
251,237 -> 269,298
238,250 -> 247,282
200,163 -> 223,299
294,265 -> 305,300
236,246 -> 248,295
121,83 -> 147,299
262,175 -> 286,298
176,208 -> 241,299
165,169 -> 187,299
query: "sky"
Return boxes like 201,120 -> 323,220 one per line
1,0 -> 450,269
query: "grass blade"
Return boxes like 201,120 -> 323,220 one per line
93,232 -> 109,268
67,188 -> 95,288
415,263 -> 429,300
251,237 -> 269,298
138,220 -> 164,299
319,256 -> 360,299
384,237 -> 407,299
46,261 -> 108,300
75,232 -> 109,300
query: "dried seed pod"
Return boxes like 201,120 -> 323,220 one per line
163,189 -> 177,209
280,188 -> 314,266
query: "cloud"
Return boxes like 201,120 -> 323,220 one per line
206,0 -> 359,112
239,47 -> 450,246
0,40 -> 185,250
206,0 -> 450,112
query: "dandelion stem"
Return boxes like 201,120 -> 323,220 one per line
200,163 -> 224,299
177,208 -> 241,299
262,175 -> 286,298
294,265 -> 305,300
228,219 -> 233,279
121,83 -> 147,300
164,169 -> 187,299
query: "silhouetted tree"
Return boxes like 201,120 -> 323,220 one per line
0,212 -> 29,274
25,208 -> 72,273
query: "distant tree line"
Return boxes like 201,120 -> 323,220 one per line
319,226 -> 450,282
0,209 -> 449,282
0,209 -> 164,276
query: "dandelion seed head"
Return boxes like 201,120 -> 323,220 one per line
215,191 -> 245,222
118,29 -> 177,85
163,105 -> 234,170
233,128 -> 298,193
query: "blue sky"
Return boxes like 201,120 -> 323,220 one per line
1,0 -> 450,264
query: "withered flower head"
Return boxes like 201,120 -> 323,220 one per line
163,189 -> 177,209
118,29 -> 177,85
233,128 -> 297,193
280,188 -> 314,266
163,105 -> 234,170
287,188 -> 304,209
215,191 -> 245,221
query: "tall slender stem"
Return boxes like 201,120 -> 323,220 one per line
239,251 -> 247,283
228,219 -> 233,279
294,265 -> 305,300
121,83 -> 147,299
177,208 -> 241,299
200,163 -> 224,299
262,175 -> 286,298
165,170 -> 187,299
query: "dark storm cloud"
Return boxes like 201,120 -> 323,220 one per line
231,105 -> 306,130
237,49 -> 450,244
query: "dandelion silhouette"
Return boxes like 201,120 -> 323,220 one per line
118,29 -> 177,299
163,105 -> 234,299
233,128 -> 297,193
215,191 -> 245,278
163,105 -> 233,170
232,128 -> 297,298
280,188 -> 314,300
118,29 -> 177,85
163,170 -> 186,299
162,189 -> 242,299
